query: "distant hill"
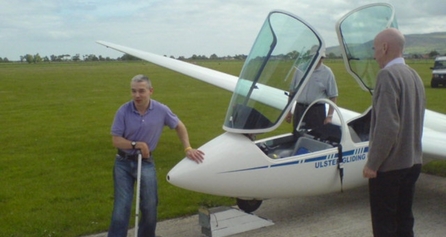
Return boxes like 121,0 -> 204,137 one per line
404,32 -> 446,55
326,32 -> 446,57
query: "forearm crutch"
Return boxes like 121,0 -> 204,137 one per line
135,151 -> 142,237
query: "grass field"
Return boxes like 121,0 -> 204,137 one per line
0,59 -> 445,236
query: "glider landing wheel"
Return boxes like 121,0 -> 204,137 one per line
236,198 -> 262,213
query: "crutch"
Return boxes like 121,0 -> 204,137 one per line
135,150 -> 142,237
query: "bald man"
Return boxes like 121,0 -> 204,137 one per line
363,28 -> 425,237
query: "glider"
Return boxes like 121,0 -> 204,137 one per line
98,3 -> 446,212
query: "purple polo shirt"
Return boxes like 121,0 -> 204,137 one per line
111,99 -> 179,154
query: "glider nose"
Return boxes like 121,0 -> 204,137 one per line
166,132 -> 264,196
166,132 -> 245,186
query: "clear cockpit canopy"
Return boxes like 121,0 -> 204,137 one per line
223,11 -> 323,134
336,3 -> 398,94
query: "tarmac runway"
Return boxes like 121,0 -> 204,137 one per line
86,173 -> 446,237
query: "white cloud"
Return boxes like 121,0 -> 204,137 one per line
0,0 -> 445,60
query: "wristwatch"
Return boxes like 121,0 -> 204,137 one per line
131,141 -> 136,149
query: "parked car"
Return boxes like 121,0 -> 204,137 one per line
430,56 -> 446,88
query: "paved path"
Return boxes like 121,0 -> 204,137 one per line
86,173 -> 446,237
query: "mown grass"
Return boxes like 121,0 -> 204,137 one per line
0,61 -> 235,237
0,59 -> 444,236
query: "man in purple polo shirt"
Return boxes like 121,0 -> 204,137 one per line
107,74 -> 204,237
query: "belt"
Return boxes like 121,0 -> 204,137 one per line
117,149 -> 152,162
297,103 -> 325,107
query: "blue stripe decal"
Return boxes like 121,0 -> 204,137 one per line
219,147 -> 368,174
222,165 -> 270,173
270,160 -> 300,168
304,155 -> 327,163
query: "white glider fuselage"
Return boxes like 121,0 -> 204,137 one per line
168,133 -> 368,198
167,117 -> 370,199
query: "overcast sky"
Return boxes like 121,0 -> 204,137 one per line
1,0 -> 445,61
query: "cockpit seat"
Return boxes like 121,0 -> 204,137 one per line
274,136 -> 333,158
292,137 -> 333,155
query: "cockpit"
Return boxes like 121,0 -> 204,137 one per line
221,5 -> 394,159
222,11 -> 324,134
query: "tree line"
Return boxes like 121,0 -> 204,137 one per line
0,50 -> 443,64
0,53 -> 249,64
0,53 -> 116,63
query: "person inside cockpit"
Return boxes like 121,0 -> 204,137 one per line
285,46 -> 338,137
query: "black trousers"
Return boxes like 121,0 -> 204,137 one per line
292,103 -> 325,135
368,164 -> 422,237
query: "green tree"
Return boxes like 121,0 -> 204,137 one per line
82,54 -> 98,61
210,53 -> 218,60
60,54 -> 70,61
429,50 -> 440,58
286,50 -> 300,60
327,52 -> 337,59
25,54 -> 34,64
33,53 -> 42,63
72,54 -> 81,61
120,53 -> 140,61
50,55 -> 58,62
